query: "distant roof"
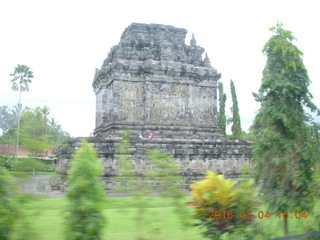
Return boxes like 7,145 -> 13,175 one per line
0,144 -> 54,157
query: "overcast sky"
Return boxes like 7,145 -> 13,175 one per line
1,0 -> 319,137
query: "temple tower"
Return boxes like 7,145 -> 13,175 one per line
54,23 -> 252,192
93,23 -> 224,140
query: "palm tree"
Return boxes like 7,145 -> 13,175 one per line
10,64 -> 34,158
38,106 -> 51,156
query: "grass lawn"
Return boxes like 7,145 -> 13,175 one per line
19,196 -> 320,240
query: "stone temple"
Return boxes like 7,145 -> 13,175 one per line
93,23 -> 223,140
56,23 -> 252,190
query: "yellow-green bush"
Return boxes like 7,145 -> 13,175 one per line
187,171 -> 260,239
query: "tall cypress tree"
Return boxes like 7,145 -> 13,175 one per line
252,23 -> 319,235
230,79 -> 242,139
218,82 -> 227,136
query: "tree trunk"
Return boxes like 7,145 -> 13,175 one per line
284,218 -> 289,235
16,87 -> 22,159
45,117 -> 48,156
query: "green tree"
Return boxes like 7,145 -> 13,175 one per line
0,106 -> 16,135
65,140 -> 105,240
0,105 -> 69,149
0,167 -> 39,239
218,82 -> 227,136
0,167 -> 18,240
10,65 -> 34,158
48,118 -> 70,147
230,79 -> 242,139
0,105 -> 30,137
19,109 -> 51,156
0,105 -> 17,145
252,23 -> 319,235
14,157 -> 45,176
40,106 -> 51,155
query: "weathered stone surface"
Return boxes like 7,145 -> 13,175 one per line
55,136 -> 252,192
93,23 -> 222,139
55,23 -> 252,192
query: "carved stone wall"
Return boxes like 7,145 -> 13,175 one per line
55,23 -> 252,193
55,136 -> 252,192
93,23 -> 222,139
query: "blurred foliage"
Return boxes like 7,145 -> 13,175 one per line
116,130 -> 152,240
0,167 -> 38,239
230,80 -> 242,139
227,131 -> 256,141
0,154 -> 14,170
187,171 -> 260,239
13,158 -> 47,176
0,105 -> 30,136
0,155 -> 56,175
218,82 -> 227,136
146,149 -> 192,228
19,109 -> 51,156
0,105 -> 70,155
0,167 -> 18,240
65,140 -> 106,240
240,126 -> 258,141
116,130 -> 192,239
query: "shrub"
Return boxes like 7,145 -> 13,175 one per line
187,171 -> 260,239
65,140 -> 106,240
0,167 -> 18,240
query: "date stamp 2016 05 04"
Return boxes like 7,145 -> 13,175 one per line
209,210 -> 308,220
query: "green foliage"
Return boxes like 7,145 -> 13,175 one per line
13,158 -> 46,176
0,105 -> 31,143
146,149 -> 191,227
187,171 -> 260,239
230,80 -> 242,139
252,23 -> 319,234
65,140 -> 106,240
117,130 -> 191,239
20,109 -> 52,156
0,155 -> 56,175
48,117 -> 70,147
10,64 -> 34,159
146,150 -> 182,197
116,130 -> 149,195
238,129 -> 257,141
0,105 -> 70,152
0,130 -> 16,144
10,65 -> 34,92
0,105 -> 18,135
0,167 -> 18,240
0,155 -> 14,170
6,197 -> 320,240
218,82 -> 227,136
116,130 -> 154,239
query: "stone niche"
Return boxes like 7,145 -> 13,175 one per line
55,23 -> 252,192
